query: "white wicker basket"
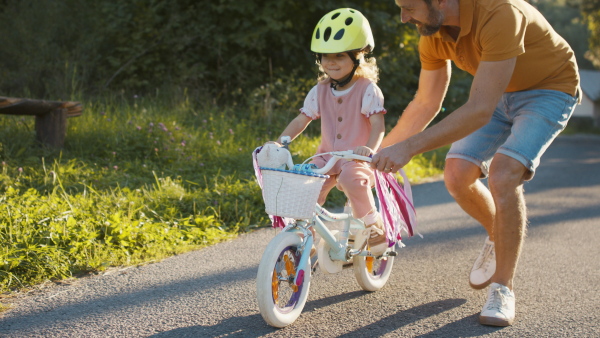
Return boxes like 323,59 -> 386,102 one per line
260,168 -> 328,219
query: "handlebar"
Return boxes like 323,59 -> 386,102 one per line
262,137 -> 372,175
307,150 -> 372,175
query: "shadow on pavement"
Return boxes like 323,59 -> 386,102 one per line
148,290 -> 367,337
417,312 -> 504,337
148,298 -> 470,337
337,298 -> 467,337
149,313 -> 274,338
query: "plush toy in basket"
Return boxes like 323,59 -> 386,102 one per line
256,143 -> 294,170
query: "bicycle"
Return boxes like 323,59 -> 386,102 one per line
253,140 -> 417,328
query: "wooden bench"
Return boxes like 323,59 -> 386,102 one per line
0,96 -> 83,148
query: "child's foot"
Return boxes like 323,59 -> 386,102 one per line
366,220 -> 387,256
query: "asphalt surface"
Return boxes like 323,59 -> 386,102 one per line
1,134 -> 599,337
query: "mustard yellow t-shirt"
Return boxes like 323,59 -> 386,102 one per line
419,0 -> 579,97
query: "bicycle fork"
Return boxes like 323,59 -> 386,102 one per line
290,221 -> 313,288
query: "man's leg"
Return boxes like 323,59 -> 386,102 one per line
445,158 -> 498,289
444,158 -> 496,239
476,153 -> 528,326
487,153 -> 528,290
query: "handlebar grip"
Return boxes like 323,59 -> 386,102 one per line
351,154 -> 372,162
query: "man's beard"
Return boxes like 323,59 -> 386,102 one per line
411,6 -> 444,36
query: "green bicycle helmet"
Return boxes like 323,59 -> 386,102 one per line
311,8 -> 375,54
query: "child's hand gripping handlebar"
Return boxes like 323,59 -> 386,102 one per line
309,150 -> 372,175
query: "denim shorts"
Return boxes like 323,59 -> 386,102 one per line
446,89 -> 578,180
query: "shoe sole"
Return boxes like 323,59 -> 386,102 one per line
479,315 -> 514,326
469,278 -> 492,290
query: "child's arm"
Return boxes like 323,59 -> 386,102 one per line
276,114 -> 312,144
354,113 -> 385,156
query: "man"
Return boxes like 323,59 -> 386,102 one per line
371,0 -> 579,326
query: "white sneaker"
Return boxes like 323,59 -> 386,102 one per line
480,283 -> 515,326
366,222 -> 387,256
470,236 -> 495,289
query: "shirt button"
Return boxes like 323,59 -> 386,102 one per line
337,134 -> 342,139
338,117 -> 343,122
337,98 -> 343,104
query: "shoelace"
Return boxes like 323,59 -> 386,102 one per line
474,243 -> 494,270
369,226 -> 384,238
486,287 -> 510,314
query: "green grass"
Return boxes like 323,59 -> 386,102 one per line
562,117 -> 600,135
0,93 -> 446,296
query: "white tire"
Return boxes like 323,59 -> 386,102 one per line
353,252 -> 394,292
256,232 -> 311,328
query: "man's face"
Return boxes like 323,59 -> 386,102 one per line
396,0 -> 444,36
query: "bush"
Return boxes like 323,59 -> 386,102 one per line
0,0 -> 426,115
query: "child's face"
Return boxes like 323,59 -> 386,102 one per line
321,53 -> 355,81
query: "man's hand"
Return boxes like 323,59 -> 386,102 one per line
371,142 -> 412,173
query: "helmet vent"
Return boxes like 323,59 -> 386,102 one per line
345,17 -> 353,26
324,27 -> 332,41
331,12 -> 341,20
315,28 -> 320,40
333,29 -> 345,40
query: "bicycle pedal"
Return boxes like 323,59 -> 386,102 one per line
387,251 -> 398,257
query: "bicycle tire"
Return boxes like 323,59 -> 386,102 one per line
256,231 -> 311,328
353,251 -> 394,291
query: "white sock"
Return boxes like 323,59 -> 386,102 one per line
362,211 -> 379,225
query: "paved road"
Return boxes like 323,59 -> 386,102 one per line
1,135 -> 599,337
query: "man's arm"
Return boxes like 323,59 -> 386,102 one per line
381,62 -> 451,148
373,57 -> 517,172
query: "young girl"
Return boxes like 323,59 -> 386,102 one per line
276,8 -> 387,255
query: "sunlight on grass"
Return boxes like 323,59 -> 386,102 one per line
0,94 -> 446,294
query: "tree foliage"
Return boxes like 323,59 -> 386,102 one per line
0,0 -> 423,114
581,0 -> 600,68
534,0 -> 594,70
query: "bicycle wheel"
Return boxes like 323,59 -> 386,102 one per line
256,231 -> 311,328
353,251 -> 394,292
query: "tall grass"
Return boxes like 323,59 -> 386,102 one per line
0,93 -> 445,294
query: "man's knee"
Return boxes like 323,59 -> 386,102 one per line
488,155 -> 529,211
444,158 -> 483,197
488,154 -> 528,194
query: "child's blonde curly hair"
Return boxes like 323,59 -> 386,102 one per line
317,50 -> 379,84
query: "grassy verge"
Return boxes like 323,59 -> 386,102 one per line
562,117 -> 600,135
0,94 -> 446,297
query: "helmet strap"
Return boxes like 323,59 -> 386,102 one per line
330,53 -> 360,90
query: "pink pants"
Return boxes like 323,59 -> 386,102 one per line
311,157 -> 376,219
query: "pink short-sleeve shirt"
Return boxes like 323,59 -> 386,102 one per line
300,77 -> 386,173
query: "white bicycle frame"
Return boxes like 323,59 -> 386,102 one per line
277,150 -> 393,285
